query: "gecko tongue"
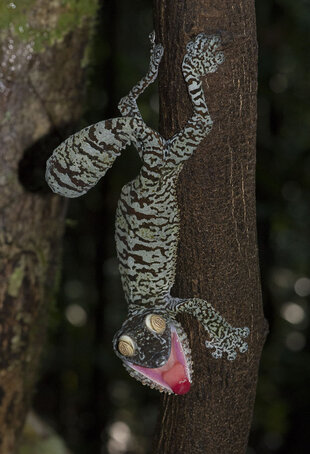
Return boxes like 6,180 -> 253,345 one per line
162,362 -> 191,395
130,329 -> 191,394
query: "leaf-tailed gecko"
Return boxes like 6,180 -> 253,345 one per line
46,32 -> 249,395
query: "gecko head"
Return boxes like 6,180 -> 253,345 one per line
113,308 -> 192,395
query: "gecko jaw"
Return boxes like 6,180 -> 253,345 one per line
125,325 -> 192,395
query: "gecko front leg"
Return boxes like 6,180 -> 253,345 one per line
167,297 -> 250,361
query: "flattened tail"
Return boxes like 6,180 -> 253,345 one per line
46,152 -> 98,198
45,118 -> 135,198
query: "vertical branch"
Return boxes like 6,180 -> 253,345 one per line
152,1 -> 267,453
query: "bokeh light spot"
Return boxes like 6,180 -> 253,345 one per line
64,280 -> 85,299
271,268 -> 295,289
285,332 -> 306,351
294,277 -> 310,297
281,302 -> 305,325
269,73 -> 288,93
107,421 -> 132,454
65,304 -> 87,327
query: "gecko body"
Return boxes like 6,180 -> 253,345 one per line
46,32 -> 249,395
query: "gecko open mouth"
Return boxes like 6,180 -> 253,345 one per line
129,327 -> 191,395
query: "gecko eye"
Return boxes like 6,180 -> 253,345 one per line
145,314 -> 166,334
118,335 -> 136,357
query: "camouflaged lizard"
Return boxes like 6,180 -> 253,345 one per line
46,32 -> 249,395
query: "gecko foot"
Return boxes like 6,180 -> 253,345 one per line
149,31 -> 164,68
183,33 -> 224,80
118,31 -> 163,117
205,325 -> 250,361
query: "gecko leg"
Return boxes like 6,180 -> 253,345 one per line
118,31 -> 164,119
165,33 -> 224,166
167,297 -> 249,361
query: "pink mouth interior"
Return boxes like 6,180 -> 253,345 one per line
130,329 -> 191,395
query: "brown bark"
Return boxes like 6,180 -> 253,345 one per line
0,3 -> 97,453
152,1 -> 267,453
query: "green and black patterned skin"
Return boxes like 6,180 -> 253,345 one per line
46,32 -> 249,394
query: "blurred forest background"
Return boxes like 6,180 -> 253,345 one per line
31,0 -> 310,453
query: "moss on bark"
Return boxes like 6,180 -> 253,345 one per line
0,0 -> 98,50
0,1 -> 98,452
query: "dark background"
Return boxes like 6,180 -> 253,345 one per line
33,0 -> 310,453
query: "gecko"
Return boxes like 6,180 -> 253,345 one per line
46,32 -> 249,395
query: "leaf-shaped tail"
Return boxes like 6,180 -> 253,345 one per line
46,117 -> 137,198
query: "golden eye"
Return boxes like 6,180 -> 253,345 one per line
118,335 -> 135,357
145,314 -> 166,334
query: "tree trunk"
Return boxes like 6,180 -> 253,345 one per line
0,2 -> 97,452
152,1 -> 267,453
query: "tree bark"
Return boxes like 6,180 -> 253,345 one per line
0,2 -> 97,452
152,1 -> 267,453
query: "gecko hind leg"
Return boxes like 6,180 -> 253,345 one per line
165,33 -> 225,166
118,32 -> 164,118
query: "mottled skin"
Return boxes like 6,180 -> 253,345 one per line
46,32 -> 249,393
